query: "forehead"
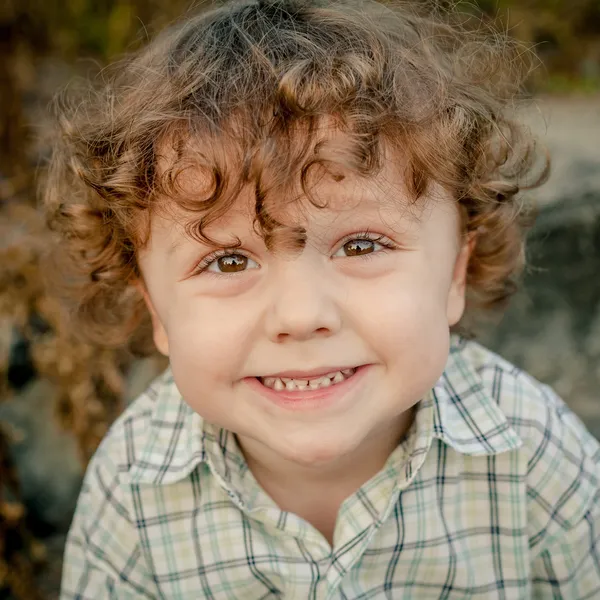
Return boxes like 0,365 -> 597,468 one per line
155,170 -> 414,241
148,131 -> 456,253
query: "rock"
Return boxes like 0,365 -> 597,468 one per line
0,378 -> 82,534
7,327 -> 36,391
0,331 -> 165,536
479,190 -> 600,439
479,95 -> 600,438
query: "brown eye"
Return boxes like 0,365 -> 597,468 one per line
216,254 -> 248,272
343,239 -> 375,256
197,251 -> 259,276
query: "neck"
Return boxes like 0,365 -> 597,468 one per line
236,409 -> 415,541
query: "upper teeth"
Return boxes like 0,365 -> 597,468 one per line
261,368 -> 356,391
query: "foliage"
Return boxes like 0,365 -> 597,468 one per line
0,205 -> 134,598
461,0 -> 600,91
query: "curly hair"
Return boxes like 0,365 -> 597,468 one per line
43,0 -> 548,351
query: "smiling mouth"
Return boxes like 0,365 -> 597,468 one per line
257,367 -> 358,392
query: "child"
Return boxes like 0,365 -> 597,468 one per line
46,0 -> 600,597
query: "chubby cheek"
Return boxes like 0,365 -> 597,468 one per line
358,273 -> 451,395
161,298 -> 251,411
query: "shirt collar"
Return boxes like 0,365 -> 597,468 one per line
129,336 -> 522,488
430,336 -> 523,456
129,369 -> 206,485
129,370 -> 250,510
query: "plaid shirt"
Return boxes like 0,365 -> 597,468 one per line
61,336 -> 600,599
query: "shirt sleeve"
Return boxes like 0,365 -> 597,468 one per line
60,444 -> 156,599
527,384 -> 600,598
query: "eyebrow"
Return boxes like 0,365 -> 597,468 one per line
164,192 -> 421,258
166,229 -> 245,258
167,239 -> 180,256
167,237 -> 190,257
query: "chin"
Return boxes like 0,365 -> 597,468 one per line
276,433 -> 358,468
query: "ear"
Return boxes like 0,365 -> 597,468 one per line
446,232 -> 476,327
134,280 -> 170,356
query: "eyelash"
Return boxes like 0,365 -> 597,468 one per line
191,231 -> 398,278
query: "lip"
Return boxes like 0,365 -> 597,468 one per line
259,365 -> 359,379
244,364 -> 371,411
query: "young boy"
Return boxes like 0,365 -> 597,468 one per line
47,0 -> 600,597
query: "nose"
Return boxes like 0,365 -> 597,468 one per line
265,259 -> 342,343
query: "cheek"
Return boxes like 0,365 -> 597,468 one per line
357,265 -> 451,336
164,297 -> 251,379
381,293 -> 449,362
165,302 -> 249,424
352,272 -> 451,384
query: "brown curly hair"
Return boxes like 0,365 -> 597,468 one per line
43,0 -> 548,351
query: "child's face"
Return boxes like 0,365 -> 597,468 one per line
138,153 -> 471,469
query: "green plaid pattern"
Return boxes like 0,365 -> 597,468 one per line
61,336 -> 600,599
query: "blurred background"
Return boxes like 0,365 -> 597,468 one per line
0,0 -> 599,598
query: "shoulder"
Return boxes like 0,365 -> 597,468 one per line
456,337 -> 600,544
88,366 -> 206,487
72,368 -> 171,516
456,337 -> 599,460
61,373 -> 169,597
92,367 -> 171,475
67,368 -> 172,546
